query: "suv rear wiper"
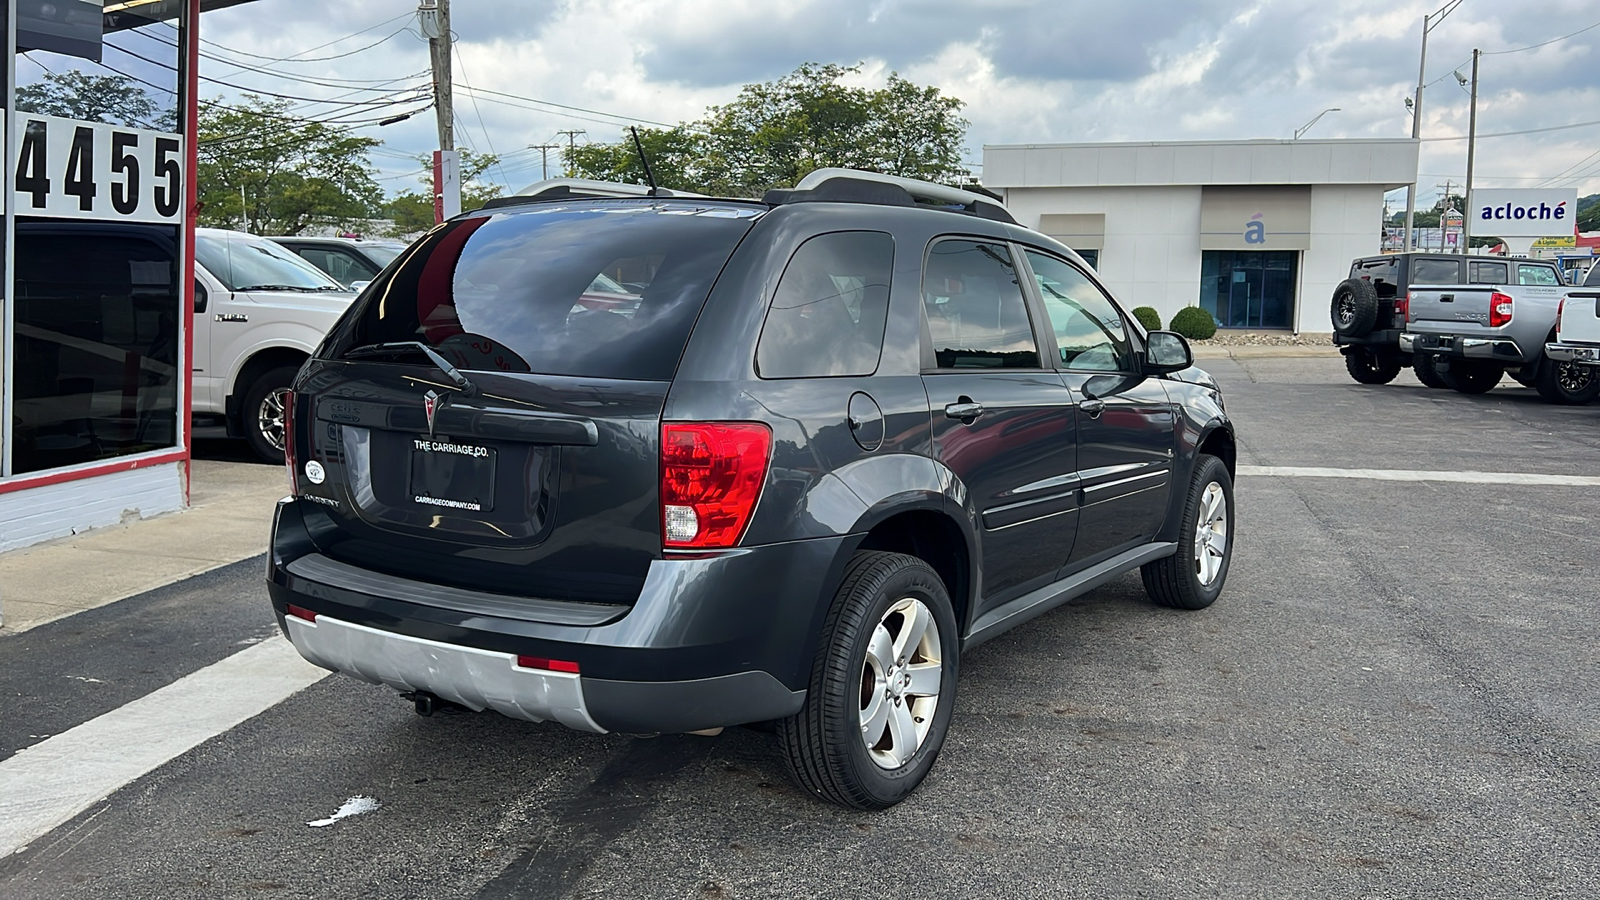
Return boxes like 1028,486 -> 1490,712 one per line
343,341 -> 478,396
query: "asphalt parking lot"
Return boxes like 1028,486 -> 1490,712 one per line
3,356 -> 1598,899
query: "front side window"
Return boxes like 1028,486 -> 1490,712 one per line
1025,251 -> 1136,372
756,232 -> 893,378
1518,264 -> 1560,286
921,240 -> 1040,369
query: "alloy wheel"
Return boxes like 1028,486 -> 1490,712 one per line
257,389 -> 288,452
1557,361 -> 1593,394
1193,482 -> 1228,586
859,596 -> 942,770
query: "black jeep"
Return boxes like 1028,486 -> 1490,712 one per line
266,170 -> 1237,808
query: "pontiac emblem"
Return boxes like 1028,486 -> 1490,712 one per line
424,389 -> 442,437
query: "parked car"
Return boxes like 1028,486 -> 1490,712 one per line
1545,263 -> 1600,372
1401,257 -> 1599,403
266,170 -> 1237,809
267,236 -> 407,290
191,228 -> 355,462
1330,253 -> 1557,387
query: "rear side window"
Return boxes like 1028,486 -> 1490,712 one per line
1518,264 -> 1560,286
1355,258 -> 1399,297
1469,261 -> 1508,285
334,203 -> 757,380
756,231 -> 893,379
922,240 -> 1040,369
1411,258 -> 1462,285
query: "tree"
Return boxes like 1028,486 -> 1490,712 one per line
382,149 -> 505,237
1579,193 -> 1599,232
15,70 -> 173,130
197,95 -> 382,235
567,63 -> 970,196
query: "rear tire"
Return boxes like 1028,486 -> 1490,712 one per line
1330,278 -> 1380,337
1344,347 -> 1402,384
1413,354 -> 1449,389
241,365 -> 300,465
778,551 -> 958,809
1535,355 -> 1600,405
1142,454 -> 1233,611
1440,360 -> 1503,395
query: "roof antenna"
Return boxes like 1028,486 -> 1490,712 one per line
629,127 -> 659,197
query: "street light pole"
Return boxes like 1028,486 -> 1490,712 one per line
1463,49 -> 1480,250
1403,0 -> 1463,254
1293,108 -> 1341,140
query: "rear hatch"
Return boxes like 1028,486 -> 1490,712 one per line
293,200 -> 761,606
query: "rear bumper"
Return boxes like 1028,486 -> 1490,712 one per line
1401,332 -> 1524,362
268,498 -> 835,733
1545,342 -> 1600,366
1334,328 -> 1405,348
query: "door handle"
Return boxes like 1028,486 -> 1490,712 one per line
944,400 -> 984,421
1081,398 -> 1106,418
1439,294 -> 1454,303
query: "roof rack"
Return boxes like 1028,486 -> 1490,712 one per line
480,178 -> 707,210
763,168 -> 1017,225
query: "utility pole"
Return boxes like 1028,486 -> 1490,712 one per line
529,142 -> 562,181
556,129 -> 586,176
1463,49 -> 1480,251
1404,1 -> 1463,253
419,0 -> 459,222
1434,180 -> 1456,252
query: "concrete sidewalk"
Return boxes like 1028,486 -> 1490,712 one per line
0,459 -> 286,635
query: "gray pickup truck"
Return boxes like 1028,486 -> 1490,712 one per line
1401,257 -> 1600,404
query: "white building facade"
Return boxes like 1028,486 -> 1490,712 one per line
982,139 -> 1419,334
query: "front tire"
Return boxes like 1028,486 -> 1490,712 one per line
1344,347 -> 1402,384
241,365 -> 300,464
1440,360 -> 1503,395
1142,454 -> 1233,611
778,551 -> 958,809
1534,355 -> 1600,405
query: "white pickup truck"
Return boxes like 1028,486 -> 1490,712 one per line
191,228 -> 356,462
1546,263 -> 1600,372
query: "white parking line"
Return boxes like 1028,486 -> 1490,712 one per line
1239,465 -> 1600,487
0,635 -> 328,858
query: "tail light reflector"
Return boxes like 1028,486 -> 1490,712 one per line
517,656 -> 580,674
1489,292 -> 1514,328
1397,293 -> 1410,324
661,422 -> 772,549
286,604 -> 317,623
283,389 -> 298,494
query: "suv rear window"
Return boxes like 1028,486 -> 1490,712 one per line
1353,257 -> 1399,297
333,202 -> 758,380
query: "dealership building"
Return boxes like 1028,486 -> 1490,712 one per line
983,138 -> 1420,334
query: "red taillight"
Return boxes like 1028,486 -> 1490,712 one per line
1489,291 -> 1514,328
1397,293 -> 1411,324
516,656 -> 580,674
283,389 -> 298,494
1557,296 -> 1568,338
286,604 -> 317,623
661,422 -> 772,549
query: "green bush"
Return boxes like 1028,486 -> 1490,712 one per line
1131,306 -> 1162,332
1169,306 -> 1218,341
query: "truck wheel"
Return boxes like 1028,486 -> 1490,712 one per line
1344,347 -> 1402,384
1510,364 -> 1539,388
1330,278 -> 1380,337
1535,357 -> 1600,405
1413,354 -> 1449,389
1440,360 -> 1503,395
1142,454 -> 1233,611
241,365 -> 300,465
778,551 -> 958,809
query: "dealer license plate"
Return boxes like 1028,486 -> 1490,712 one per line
409,438 -> 496,513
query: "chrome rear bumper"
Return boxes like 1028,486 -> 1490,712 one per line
284,612 -> 605,733
1545,342 -> 1600,365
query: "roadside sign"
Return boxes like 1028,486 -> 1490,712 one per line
10,113 -> 184,225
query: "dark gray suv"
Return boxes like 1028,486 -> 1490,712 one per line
267,170 -> 1237,808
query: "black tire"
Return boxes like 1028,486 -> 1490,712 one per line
1344,347 -> 1402,384
1440,360 -> 1503,395
1330,278 -> 1380,337
1413,354 -> 1449,389
1141,454 -> 1233,611
1535,355 -> 1600,405
240,365 -> 300,465
1510,364 -> 1539,388
778,551 -> 959,809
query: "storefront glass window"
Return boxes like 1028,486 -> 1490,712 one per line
10,3 -> 188,475
1200,250 -> 1298,329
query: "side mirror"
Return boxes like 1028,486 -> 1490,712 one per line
349,280 -> 371,293
193,279 -> 209,314
1144,330 -> 1192,374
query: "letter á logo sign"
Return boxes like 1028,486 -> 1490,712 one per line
1244,213 -> 1266,244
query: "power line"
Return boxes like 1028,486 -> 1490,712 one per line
454,84 -> 699,132
1483,19 -> 1600,55
452,41 -> 510,189
107,42 -> 426,107
164,11 -> 415,65
1421,117 -> 1600,142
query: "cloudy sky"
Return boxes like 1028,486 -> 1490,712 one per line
127,0 -> 1600,205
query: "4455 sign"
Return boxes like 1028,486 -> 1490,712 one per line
10,113 -> 184,224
